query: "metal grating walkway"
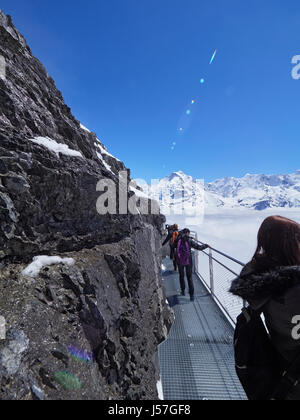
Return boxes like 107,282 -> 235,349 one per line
158,257 -> 247,400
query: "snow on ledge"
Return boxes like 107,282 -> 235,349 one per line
96,151 -> 114,175
80,123 -> 91,133
95,140 -> 120,162
30,136 -> 83,158
156,378 -> 164,400
22,256 -> 75,278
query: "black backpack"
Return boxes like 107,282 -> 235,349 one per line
234,306 -> 281,400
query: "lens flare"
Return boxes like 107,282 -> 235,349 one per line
167,50 -> 218,150
209,49 -> 217,64
55,371 -> 82,390
68,345 -> 93,363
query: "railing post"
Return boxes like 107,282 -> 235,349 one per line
193,232 -> 199,275
195,251 -> 199,275
209,248 -> 214,296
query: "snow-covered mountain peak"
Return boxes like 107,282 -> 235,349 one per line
150,170 -> 300,211
167,171 -> 193,183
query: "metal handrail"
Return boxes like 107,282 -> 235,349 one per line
194,238 -> 245,267
164,226 -> 245,269
196,267 -> 237,326
188,230 -> 246,325
200,249 -> 241,277
164,225 -> 245,267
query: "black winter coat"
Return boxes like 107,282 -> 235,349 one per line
230,264 -> 300,400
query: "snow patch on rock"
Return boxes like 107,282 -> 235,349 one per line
80,123 -> 91,133
22,256 -> 75,278
96,151 -> 114,174
30,137 -> 83,158
95,140 -> 120,162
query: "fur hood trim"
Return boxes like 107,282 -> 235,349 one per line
230,266 -> 300,301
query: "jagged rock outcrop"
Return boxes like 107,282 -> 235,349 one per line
0,10 -> 172,400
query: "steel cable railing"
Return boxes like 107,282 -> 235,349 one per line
189,230 -> 246,325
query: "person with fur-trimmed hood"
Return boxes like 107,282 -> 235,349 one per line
230,215 -> 300,400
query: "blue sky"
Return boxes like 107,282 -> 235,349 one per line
2,0 -> 300,182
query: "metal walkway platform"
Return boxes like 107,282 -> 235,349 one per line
158,257 -> 247,400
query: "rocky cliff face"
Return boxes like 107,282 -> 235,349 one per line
0,10 -> 172,400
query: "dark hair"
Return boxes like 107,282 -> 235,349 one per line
250,215 -> 300,271
183,228 -> 190,234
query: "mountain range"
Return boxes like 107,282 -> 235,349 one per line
149,170 -> 300,211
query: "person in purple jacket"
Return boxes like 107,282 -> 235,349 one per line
173,229 -> 209,301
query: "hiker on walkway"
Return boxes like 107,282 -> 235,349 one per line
230,215 -> 300,400
173,228 -> 209,301
162,224 -> 179,271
